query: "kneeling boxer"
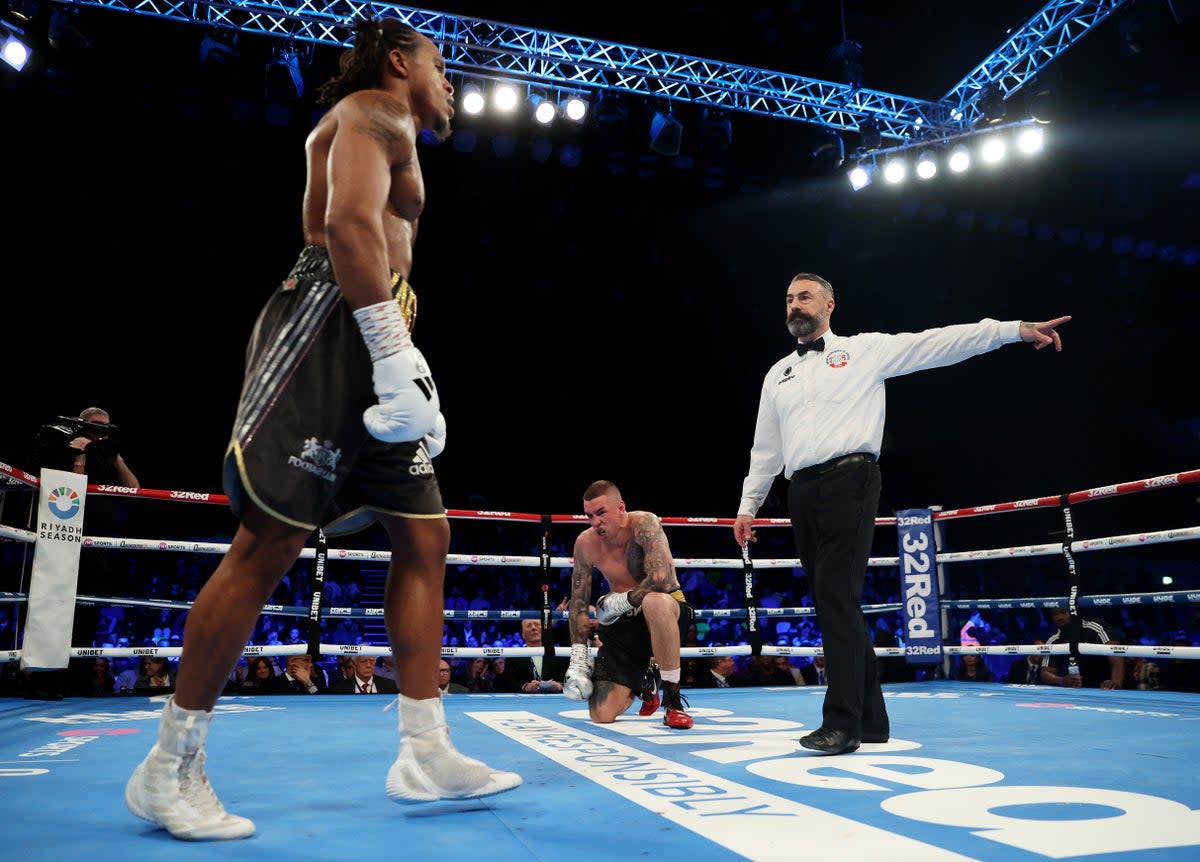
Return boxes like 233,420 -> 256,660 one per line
563,480 -> 694,729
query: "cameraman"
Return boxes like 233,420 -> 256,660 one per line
62,407 -> 140,489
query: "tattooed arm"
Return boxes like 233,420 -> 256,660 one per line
568,535 -> 598,645
626,512 -> 680,608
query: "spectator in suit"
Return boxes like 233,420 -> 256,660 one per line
800,654 -> 828,686
1005,641 -> 1045,685
493,619 -> 567,693
458,657 -> 495,693
738,654 -> 797,687
262,654 -> 325,694
437,660 -> 469,695
691,655 -> 739,688
328,656 -> 398,694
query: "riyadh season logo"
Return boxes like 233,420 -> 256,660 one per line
47,487 -> 82,520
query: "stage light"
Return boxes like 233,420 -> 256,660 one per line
847,163 -> 873,191
491,83 -> 519,113
461,84 -> 484,115
264,44 -> 303,101
199,31 -> 239,67
563,95 -> 588,122
980,136 -> 1007,164
529,93 -> 557,125
883,158 -> 907,184
648,109 -> 682,157
978,85 -> 1007,123
1017,126 -> 1045,155
948,144 -> 971,173
857,117 -> 882,152
698,108 -> 732,155
915,150 -> 937,179
1,30 -> 31,71
811,128 -> 845,170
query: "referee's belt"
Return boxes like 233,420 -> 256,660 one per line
790,452 -> 876,483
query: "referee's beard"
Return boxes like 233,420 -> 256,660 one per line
787,313 -> 819,339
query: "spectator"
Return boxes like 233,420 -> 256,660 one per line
800,654 -> 829,686
493,619 -> 567,694
239,657 -> 276,692
691,655 -> 739,688
738,654 -> 797,687
76,657 -> 117,697
459,658 -> 495,693
135,656 -> 175,692
328,656 -> 398,694
437,660 -> 468,695
953,653 -> 994,682
263,654 -> 324,694
1005,641 -> 1045,685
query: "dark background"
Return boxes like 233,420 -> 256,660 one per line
3,0 -> 1198,535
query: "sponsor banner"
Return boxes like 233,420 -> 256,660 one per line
22,469 -> 88,671
896,508 -> 942,665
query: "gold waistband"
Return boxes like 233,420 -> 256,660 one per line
390,273 -> 417,333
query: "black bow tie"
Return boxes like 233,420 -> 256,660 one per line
796,338 -> 825,357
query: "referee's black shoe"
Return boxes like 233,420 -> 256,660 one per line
799,727 -> 860,755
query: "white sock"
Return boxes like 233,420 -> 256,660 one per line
661,668 -> 681,684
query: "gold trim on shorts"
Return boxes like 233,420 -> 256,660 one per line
391,274 -> 417,333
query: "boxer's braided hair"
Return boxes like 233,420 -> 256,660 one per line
316,15 -> 421,106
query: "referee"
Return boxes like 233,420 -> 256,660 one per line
732,272 -> 1070,754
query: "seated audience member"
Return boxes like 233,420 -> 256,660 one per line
1040,606 -> 1124,690
953,653 -> 994,682
1005,641 -> 1045,685
135,656 -> 175,692
737,654 -> 797,687
459,657 -> 495,693
76,657 -> 117,697
492,619 -> 567,693
691,655 -> 739,688
114,657 -> 143,694
240,656 -> 276,692
328,656 -> 398,694
437,660 -> 469,695
800,654 -> 828,686
263,654 -> 325,694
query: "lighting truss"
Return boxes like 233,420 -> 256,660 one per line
54,0 -> 1129,141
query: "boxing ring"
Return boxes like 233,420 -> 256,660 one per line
2,458 -> 1200,861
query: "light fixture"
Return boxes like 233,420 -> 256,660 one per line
1016,126 -> 1045,155
1,28 -> 31,71
915,150 -> 937,179
563,95 -> 588,122
461,83 -> 485,115
980,135 -> 1007,164
811,128 -> 845,170
847,162 -> 873,191
264,44 -> 304,101
491,83 -> 519,113
978,85 -> 1007,123
529,92 -> 557,125
698,108 -> 733,155
648,108 -> 682,156
199,31 -> 239,67
882,158 -> 907,184
948,144 -> 971,173
857,117 -> 882,152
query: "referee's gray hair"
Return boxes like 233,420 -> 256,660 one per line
790,272 -> 834,301
79,407 -> 110,422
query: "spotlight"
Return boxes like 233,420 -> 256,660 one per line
48,6 -> 90,52
199,31 -> 239,67
915,150 -> 937,179
829,39 -> 864,90
978,85 -> 1007,123
847,163 -> 873,191
491,83 -> 519,113
883,158 -> 907,184
1,30 -> 31,71
461,83 -> 484,115
529,93 -> 557,125
811,128 -> 845,169
980,136 -> 1007,164
1016,126 -> 1045,155
264,44 -> 304,101
698,108 -> 732,155
1026,88 -> 1054,124
563,95 -> 588,122
648,108 -> 682,157
8,0 -> 39,22
857,117 -> 882,152
948,144 -> 971,173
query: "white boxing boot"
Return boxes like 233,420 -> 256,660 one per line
125,697 -> 255,840
386,694 -> 522,804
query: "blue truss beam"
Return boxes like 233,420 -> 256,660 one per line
55,0 -> 1128,140
942,0 -> 1128,125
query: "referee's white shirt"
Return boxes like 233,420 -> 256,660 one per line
738,318 -> 1022,517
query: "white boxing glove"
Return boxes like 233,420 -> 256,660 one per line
353,299 -> 439,443
596,591 -> 635,626
424,412 -> 446,458
563,643 -> 593,702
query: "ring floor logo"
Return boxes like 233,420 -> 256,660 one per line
473,702 -> 1200,860
47,487 -> 82,520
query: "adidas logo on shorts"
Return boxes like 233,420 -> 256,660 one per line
409,447 -> 434,476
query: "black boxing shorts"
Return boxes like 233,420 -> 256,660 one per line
223,245 -> 443,535
592,590 -> 693,692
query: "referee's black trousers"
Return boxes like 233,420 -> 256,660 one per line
787,458 -> 889,739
